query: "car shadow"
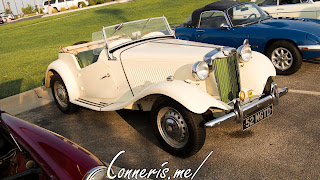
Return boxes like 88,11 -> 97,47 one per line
116,109 -> 162,148
304,59 -> 320,64
0,79 -> 23,99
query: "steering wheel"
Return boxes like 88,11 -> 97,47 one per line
248,13 -> 257,19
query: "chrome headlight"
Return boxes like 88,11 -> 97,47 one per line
237,44 -> 252,62
192,61 -> 209,81
84,166 -> 108,180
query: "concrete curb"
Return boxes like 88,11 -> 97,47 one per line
0,86 -> 54,115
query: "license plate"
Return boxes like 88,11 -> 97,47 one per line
243,105 -> 273,130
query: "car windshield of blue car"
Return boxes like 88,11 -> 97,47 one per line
227,3 -> 269,27
92,17 -> 173,49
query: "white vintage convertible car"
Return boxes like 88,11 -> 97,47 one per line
45,17 -> 288,157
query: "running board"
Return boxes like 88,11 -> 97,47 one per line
73,98 -> 113,111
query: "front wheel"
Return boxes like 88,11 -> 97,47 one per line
266,40 -> 302,75
51,73 -> 78,114
151,97 -> 206,157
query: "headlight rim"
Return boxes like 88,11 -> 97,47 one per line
83,166 -> 108,180
192,61 -> 209,81
237,44 -> 252,63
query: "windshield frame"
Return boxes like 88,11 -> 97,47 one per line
101,16 -> 174,57
226,2 -> 271,27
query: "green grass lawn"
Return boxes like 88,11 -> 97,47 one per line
0,0 -> 249,99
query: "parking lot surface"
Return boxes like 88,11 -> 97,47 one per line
17,61 -> 319,179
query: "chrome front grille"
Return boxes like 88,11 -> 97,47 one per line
213,53 -> 240,103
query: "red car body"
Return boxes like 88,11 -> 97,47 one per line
0,110 -> 107,180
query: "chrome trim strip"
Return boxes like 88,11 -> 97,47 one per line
84,166 -> 107,180
198,10 -> 232,28
298,45 -> 320,51
204,85 -> 288,128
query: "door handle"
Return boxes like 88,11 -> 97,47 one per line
196,30 -> 205,32
276,8 -> 284,10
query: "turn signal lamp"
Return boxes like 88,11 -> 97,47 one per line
239,91 -> 245,101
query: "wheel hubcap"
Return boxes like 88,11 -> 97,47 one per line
157,107 -> 188,148
54,81 -> 68,108
271,47 -> 293,71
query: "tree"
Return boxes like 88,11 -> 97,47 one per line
21,4 -> 34,14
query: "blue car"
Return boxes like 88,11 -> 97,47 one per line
175,0 -> 320,75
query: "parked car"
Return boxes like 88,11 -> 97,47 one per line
44,16 -> 287,157
0,17 -> 4,23
0,109 -> 110,179
256,0 -> 320,19
43,0 -> 89,13
0,14 -> 7,23
7,14 -> 15,20
175,0 -> 320,75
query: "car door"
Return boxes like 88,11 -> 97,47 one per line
57,0 -> 67,10
260,0 -> 316,18
277,0 -> 316,18
195,10 -> 249,49
79,49 -> 119,99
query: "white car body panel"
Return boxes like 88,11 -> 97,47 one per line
239,51 -> 276,97
258,0 -> 320,19
45,53 -> 81,101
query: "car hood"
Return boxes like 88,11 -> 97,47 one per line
256,18 -> 320,36
117,37 -> 227,96
119,37 -> 225,62
1,113 -> 104,180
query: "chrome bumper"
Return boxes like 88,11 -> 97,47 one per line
204,83 -> 288,128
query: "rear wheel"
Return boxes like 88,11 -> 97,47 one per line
266,40 -> 302,75
51,73 -> 78,114
151,97 -> 206,157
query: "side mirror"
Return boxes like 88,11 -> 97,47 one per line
220,23 -> 230,30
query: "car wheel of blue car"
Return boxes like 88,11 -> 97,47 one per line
266,40 -> 302,75
51,73 -> 78,114
151,96 -> 206,158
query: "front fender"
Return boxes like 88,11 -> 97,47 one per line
45,59 -> 80,101
239,51 -> 276,95
130,80 -> 231,114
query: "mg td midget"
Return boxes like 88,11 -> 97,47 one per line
44,17 -> 288,157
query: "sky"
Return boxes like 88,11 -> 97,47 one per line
0,0 -> 44,15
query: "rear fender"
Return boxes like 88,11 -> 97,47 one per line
45,55 -> 81,101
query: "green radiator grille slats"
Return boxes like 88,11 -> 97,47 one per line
213,54 -> 240,103
229,54 -> 240,98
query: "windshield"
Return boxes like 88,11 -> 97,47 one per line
92,17 -> 173,49
227,3 -> 270,27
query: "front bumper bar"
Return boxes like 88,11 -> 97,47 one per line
204,83 -> 288,128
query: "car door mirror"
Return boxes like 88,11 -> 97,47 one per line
220,23 -> 230,30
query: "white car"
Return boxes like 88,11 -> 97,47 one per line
0,14 -> 7,23
44,16 -> 288,157
43,0 -> 89,13
256,0 -> 320,19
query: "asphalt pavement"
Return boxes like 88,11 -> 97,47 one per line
8,61 -> 319,179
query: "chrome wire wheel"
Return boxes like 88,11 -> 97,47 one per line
53,81 -> 68,108
157,107 -> 189,149
271,47 -> 293,71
